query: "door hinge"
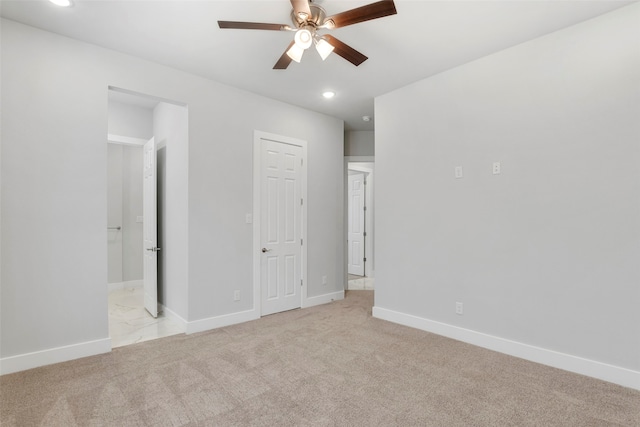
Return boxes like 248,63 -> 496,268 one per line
363,232 -> 367,237
301,198 -> 303,206
300,279 -> 303,286
363,257 -> 367,262
301,238 -> 303,245
363,206 -> 367,211
301,158 -> 303,166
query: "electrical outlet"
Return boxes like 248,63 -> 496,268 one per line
492,162 -> 501,175
455,166 -> 463,179
456,302 -> 463,315
322,276 -> 327,285
234,290 -> 240,301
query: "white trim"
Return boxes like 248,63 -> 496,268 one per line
186,309 -> 260,335
107,133 -> 147,146
372,306 -> 640,391
253,131 -> 308,317
345,156 -> 375,162
108,86 -> 187,108
0,338 -> 112,376
347,164 -> 373,174
160,304 -> 188,332
302,290 -> 345,308
108,279 -> 143,293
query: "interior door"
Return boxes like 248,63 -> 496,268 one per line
348,172 -> 365,276
143,137 -> 158,318
261,139 -> 303,316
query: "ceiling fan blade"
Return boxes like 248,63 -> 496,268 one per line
290,0 -> 312,20
218,21 -> 290,31
274,41 -> 296,70
323,35 -> 368,66
323,0 -> 397,29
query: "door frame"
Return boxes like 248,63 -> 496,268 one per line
252,131 -> 308,316
344,156 -> 375,280
143,137 -> 158,317
347,170 -> 366,276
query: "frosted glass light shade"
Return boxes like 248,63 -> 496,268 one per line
286,44 -> 305,63
294,29 -> 313,49
315,38 -> 334,61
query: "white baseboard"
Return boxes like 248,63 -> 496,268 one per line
0,338 -> 112,376
160,304 -> 187,332
186,309 -> 260,335
372,306 -> 640,391
303,290 -> 345,308
108,281 -> 124,292
184,291 -> 344,335
108,279 -> 143,293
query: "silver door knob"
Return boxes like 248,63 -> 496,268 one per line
261,248 -> 271,253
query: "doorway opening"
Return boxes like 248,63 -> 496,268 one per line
346,159 -> 375,291
107,88 -> 186,347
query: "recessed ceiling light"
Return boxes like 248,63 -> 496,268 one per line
322,91 -> 335,99
362,116 -> 371,122
49,0 -> 73,6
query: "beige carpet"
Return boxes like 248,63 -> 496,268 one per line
1,290 -> 639,426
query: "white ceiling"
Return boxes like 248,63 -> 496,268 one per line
1,0 -> 633,130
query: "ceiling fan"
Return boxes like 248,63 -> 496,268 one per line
218,0 -> 397,69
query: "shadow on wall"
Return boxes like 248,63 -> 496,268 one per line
157,144 -> 166,306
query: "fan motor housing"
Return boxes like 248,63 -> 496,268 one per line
291,4 -> 326,28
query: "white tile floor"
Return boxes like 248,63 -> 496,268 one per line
347,276 -> 375,290
108,286 -> 184,348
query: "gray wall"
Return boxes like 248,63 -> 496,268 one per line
375,2 -> 639,376
1,19 -> 344,362
154,102 -> 189,319
121,145 -> 144,281
107,144 -> 124,283
108,100 -> 154,139
107,144 -> 144,284
345,131 -> 374,157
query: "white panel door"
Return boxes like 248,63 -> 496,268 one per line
348,172 -> 365,276
261,139 -> 302,316
143,137 -> 158,318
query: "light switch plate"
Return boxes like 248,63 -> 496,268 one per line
455,166 -> 463,179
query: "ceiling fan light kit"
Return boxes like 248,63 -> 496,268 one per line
218,0 -> 397,70
315,36 -> 335,61
294,28 -> 313,49
286,43 -> 305,63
